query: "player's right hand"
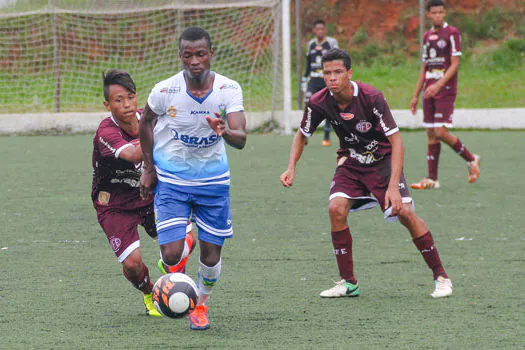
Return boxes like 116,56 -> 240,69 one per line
280,169 -> 295,188
410,97 -> 418,115
140,169 -> 157,200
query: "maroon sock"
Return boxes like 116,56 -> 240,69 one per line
452,139 -> 475,162
331,228 -> 357,284
413,232 -> 448,280
123,263 -> 153,294
427,143 -> 441,180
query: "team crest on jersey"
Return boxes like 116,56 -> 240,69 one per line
437,39 -> 447,48
429,34 -> 439,40
218,104 -> 227,118
167,106 -> 177,118
356,121 -> 372,133
340,113 -> 354,120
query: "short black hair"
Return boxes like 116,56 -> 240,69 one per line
313,20 -> 325,27
179,27 -> 213,50
322,48 -> 352,70
426,0 -> 446,11
102,69 -> 136,101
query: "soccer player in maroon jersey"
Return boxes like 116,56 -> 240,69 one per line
280,48 -> 452,298
410,0 -> 480,190
92,70 -> 194,317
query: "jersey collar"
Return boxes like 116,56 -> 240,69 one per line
431,22 -> 448,30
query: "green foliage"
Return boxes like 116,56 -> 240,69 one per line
1,132 -> 525,348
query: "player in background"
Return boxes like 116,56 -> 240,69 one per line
92,70 -> 194,318
410,0 -> 480,190
281,48 -> 453,299
139,27 -> 247,330
303,19 -> 338,146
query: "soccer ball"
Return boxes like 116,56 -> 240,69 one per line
152,273 -> 198,318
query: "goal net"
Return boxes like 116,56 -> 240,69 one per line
0,0 -> 283,117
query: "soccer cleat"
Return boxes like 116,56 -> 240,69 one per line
320,279 -> 360,298
143,293 -> 162,317
189,305 -> 210,330
467,154 -> 481,183
158,232 -> 196,275
410,178 -> 440,190
430,276 -> 453,298
322,139 -> 331,147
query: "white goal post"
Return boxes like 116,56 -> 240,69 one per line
0,0 -> 293,131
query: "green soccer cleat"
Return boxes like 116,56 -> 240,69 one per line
143,293 -> 162,317
320,279 -> 360,298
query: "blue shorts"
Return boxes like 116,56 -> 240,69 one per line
154,181 -> 233,246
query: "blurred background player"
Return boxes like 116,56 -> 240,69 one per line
302,19 -> 338,146
139,27 -> 247,330
281,48 -> 453,299
92,70 -> 163,317
410,0 -> 480,190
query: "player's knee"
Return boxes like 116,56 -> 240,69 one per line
328,201 -> 349,221
122,257 -> 142,277
397,205 -> 417,225
161,248 -> 183,266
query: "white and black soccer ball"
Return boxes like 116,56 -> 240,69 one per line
152,273 -> 198,318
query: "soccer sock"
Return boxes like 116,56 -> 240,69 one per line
331,228 -> 357,284
427,143 -> 441,180
451,139 -> 475,162
197,258 -> 221,304
324,124 -> 330,140
413,231 -> 448,280
123,263 -> 153,294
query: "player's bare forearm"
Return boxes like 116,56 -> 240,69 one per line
436,56 -> 460,88
223,111 -> 247,149
387,132 -> 404,190
118,143 -> 143,164
280,130 -> 307,188
138,103 -> 157,171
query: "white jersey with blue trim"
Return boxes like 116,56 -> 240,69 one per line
147,71 -> 244,194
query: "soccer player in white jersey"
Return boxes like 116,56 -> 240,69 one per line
139,27 -> 247,331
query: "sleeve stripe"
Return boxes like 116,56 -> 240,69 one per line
385,127 -> 399,137
115,143 -> 133,159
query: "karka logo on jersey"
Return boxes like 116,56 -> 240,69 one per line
437,39 -> 447,48
340,113 -> 354,120
167,106 -> 177,118
356,121 -> 372,133
190,110 -> 210,116
160,87 -> 181,94
219,83 -> 238,90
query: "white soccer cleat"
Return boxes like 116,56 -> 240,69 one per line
467,154 -> 481,183
431,276 -> 453,298
320,279 -> 360,298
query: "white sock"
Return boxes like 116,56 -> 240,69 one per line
197,258 -> 221,302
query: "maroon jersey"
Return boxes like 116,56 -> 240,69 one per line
422,22 -> 461,95
91,114 -> 152,210
300,81 -> 399,167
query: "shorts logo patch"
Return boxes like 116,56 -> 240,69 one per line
340,113 -> 354,120
97,191 -> 111,206
356,121 -> 372,133
109,236 -> 121,252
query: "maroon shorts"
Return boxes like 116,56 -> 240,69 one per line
95,205 -> 156,263
422,93 -> 456,128
329,157 -> 412,221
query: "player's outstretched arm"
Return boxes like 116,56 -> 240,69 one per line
118,139 -> 143,164
280,130 -> 308,188
139,103 -> 158,200
206,111 -> 247,149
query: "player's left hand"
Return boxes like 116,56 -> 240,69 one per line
206,113 -> 226,136
423,84 -> 441,99
384,186 -> 402,216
